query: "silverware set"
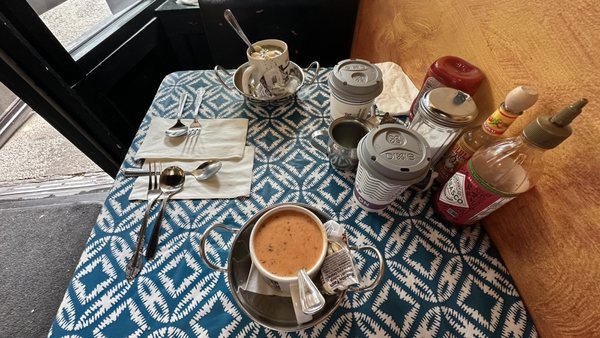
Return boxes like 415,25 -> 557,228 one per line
125,160 -> 221,280
126,162 -> 163,280
126,87 -> 219,280
144,166 -> 186,260
165,88 -> 206,138
122,160 -> 222,181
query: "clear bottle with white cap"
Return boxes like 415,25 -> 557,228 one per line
435,86 -> 539,183
435,98 -> 588,226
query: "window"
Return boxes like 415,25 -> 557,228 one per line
26,0 -> 143,54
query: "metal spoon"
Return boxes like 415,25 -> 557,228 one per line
298,268 -> 326,315
145,166 -> 185,260
165,92 -> 189,138
190,160 -> 222,180
224,9 -> 261,52
122,160 -> 222,181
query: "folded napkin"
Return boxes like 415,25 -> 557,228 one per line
374,62 -> 419,116
135,118 -> 248,160
242,263 -> 313,325
129,146 -> 255,200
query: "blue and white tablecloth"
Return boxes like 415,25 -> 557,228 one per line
49,70 -> 538,337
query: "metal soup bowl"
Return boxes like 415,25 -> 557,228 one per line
199,202 -> 385,332
214,61 -> 320,106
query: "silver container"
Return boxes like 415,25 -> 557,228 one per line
215,61 -> 319,106
310,115 -> 376,171
199,203 -> 384,332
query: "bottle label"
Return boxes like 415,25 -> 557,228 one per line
435,161 -> 516,225
438,172 -> 470,208
482,107 -> 519,136
435,138 -> 476,183
409,76 -> 443,121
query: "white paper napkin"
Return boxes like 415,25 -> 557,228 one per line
243,263 -> 290,297
241,263 -> 313,325
135,117 -> 249,160
374,61 -> 419,116
129,146 -> 255,200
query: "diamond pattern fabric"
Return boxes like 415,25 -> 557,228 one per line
49,70 -> 537,337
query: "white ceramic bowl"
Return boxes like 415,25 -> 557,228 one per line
249,204 -> 328,292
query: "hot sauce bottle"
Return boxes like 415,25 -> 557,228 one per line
435,99 -> 588,226
435,86 -> 539,183
409,56 -> 485,121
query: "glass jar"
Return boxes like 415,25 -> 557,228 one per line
409,87 -> 478,166
408,56 -> 485,121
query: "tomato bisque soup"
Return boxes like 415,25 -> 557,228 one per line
253,210 -> 324,277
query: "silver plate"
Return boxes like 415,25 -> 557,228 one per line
200,202 -> 385,332
215,62 -> 320,106
229,203 -> 344,332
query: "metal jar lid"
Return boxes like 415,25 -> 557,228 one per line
357,124 -> 431,184
329,59 -> 383,103
418,87 -> 478,127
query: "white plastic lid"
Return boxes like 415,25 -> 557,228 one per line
329,59 -> 383,103
357,124 -> 431,184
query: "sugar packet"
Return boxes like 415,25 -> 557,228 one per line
320,220 -> 361,294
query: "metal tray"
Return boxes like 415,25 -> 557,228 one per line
200,203 -> 384,332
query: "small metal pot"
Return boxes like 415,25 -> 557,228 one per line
214,61 -> 320,106
199,203 -> 384,332
310,115 -> 376,171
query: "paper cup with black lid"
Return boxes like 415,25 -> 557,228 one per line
353,124 -> 432,212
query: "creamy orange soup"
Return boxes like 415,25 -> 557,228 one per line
254,210 -> 324,277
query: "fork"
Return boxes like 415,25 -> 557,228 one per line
126,161 -> 162,280
189,88 -> 205,135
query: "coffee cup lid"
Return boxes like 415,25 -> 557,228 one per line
329,59 -> 383,102
358,124 -> 431,183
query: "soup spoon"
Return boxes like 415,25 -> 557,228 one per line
165,92 -> 189,138
122,160 -> 222,182
190,160 -> 222,180
223,9 -> 261,52
298,268 -> 326,314
145,166 -> 185,260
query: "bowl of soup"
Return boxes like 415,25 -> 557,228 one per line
249,205 -> 328,292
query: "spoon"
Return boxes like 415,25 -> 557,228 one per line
297,268 -> 326,315
190,160 -> 222,180
145,166 -> 185,260
122,160 -> 222,181
223,9 -> 261,52
165,92 -> 189,138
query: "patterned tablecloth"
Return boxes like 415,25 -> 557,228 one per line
49,69 -> 537,337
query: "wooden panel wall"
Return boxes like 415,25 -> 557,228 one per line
351,0 -> 600,337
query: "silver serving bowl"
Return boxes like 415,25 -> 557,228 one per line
215,61 -> 320,106
200,203 -> 384,332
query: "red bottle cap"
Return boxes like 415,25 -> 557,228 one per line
428,56 -> 485,96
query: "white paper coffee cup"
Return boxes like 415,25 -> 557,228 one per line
353,124 -> 431,212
